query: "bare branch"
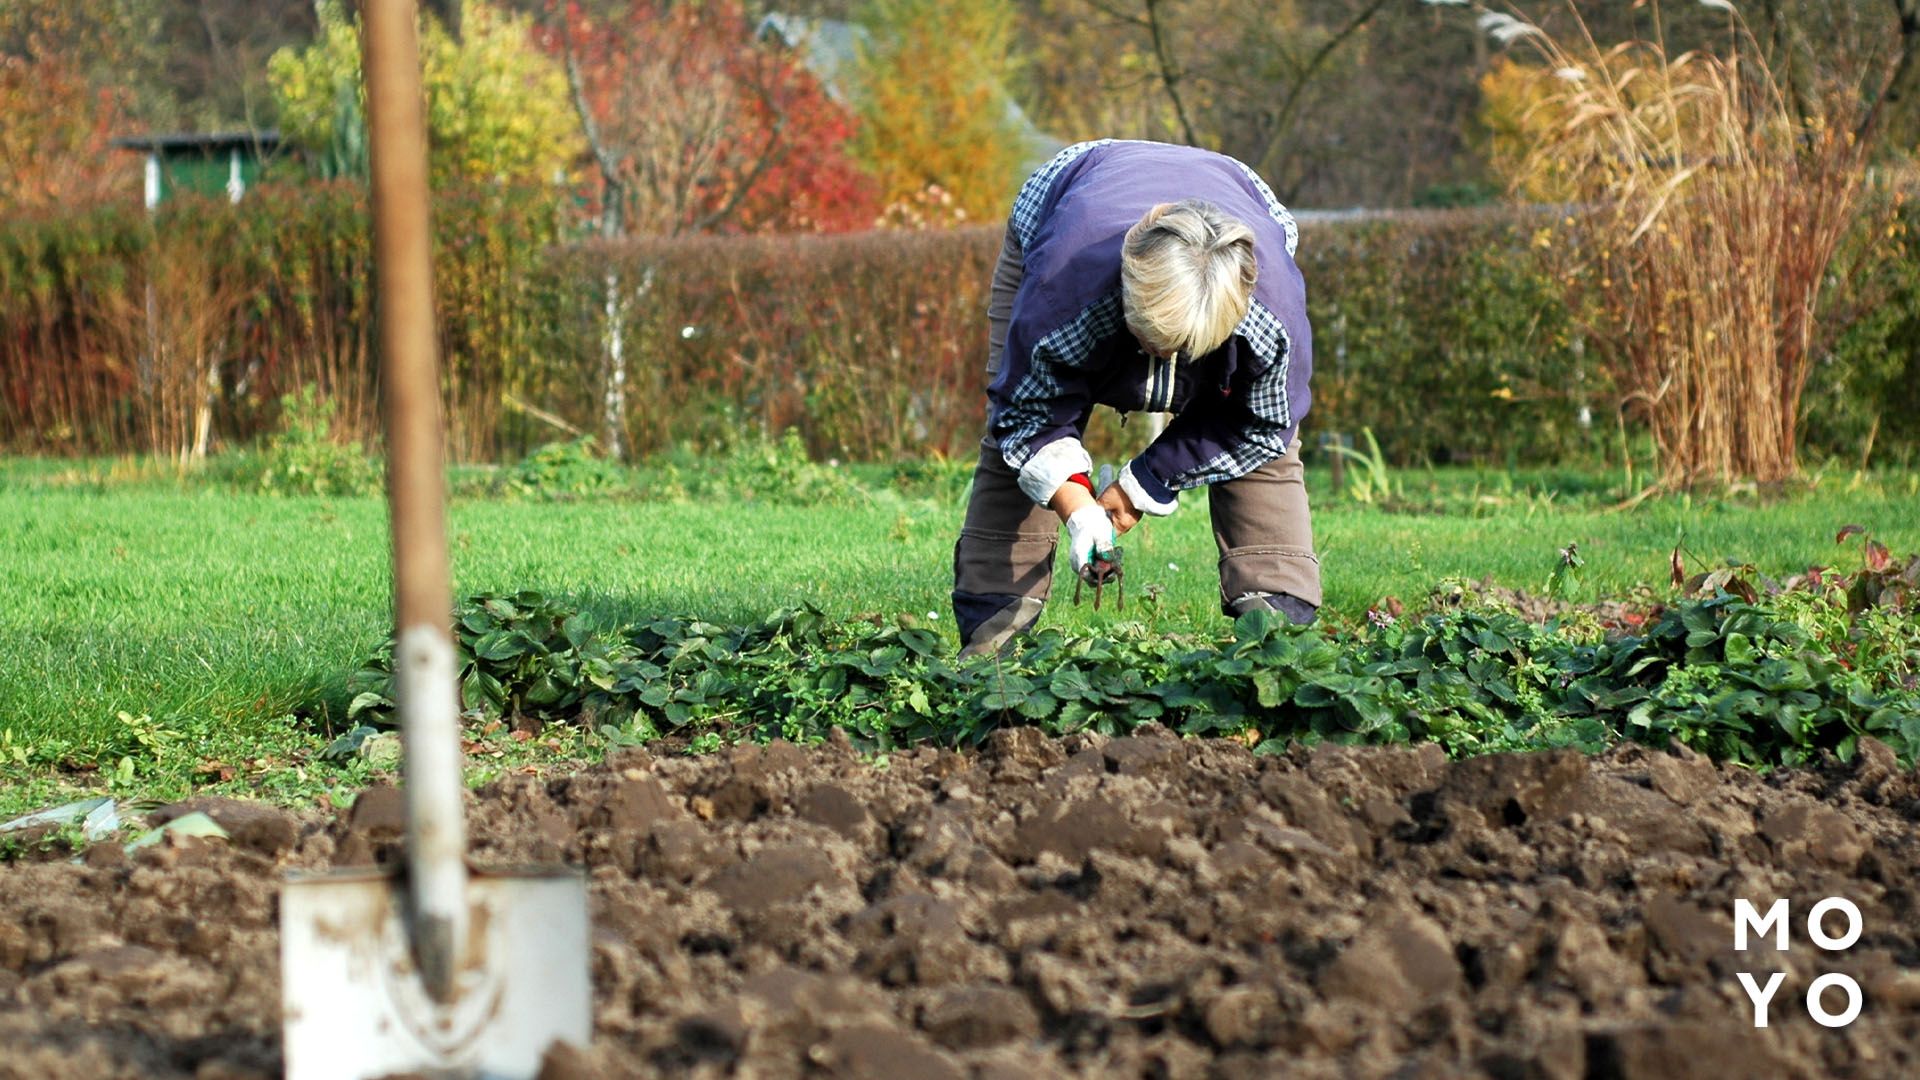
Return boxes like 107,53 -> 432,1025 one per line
1142,0 -> 1198,146
1253,0 -> 1395,182
557,13 -> 626,238
1856,0 -> 1920,145
1081,0 -> 1149,29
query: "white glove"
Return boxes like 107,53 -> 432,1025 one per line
1065,504 -> 1117,582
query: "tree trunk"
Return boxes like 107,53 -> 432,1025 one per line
598,196 -> 629,462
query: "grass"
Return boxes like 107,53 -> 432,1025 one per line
2,455 -> 1917,819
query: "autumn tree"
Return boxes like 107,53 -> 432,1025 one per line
539,0 -> 876,458
1472,56 -> 1572,201
850,0 -> 1029,221
540,0 -> 875,236
268,0 -> 582,187
0,0 -> 144,208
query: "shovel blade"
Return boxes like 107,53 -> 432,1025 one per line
281,867 -> 591,1080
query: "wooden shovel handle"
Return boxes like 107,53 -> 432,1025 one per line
362,0 -> 468,1004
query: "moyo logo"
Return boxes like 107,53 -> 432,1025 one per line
1734,898 -> 1863,1029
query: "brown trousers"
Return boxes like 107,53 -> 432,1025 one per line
952,229 -> 1321,651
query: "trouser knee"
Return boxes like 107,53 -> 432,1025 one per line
952,590 -> 1047,656
952,437 -> 1060,653
1211,440 -> 1320,623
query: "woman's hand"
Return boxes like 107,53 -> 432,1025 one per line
1097,482 -> 1141,536
1063,504 -> 1118,582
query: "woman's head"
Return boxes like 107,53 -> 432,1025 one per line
1120,199 -> 1258,362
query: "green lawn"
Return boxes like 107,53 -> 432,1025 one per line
2,459 -> 1916,817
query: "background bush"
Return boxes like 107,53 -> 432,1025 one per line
3,188 -> 1912,468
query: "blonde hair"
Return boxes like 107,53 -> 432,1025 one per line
1120,199 -> 1258,361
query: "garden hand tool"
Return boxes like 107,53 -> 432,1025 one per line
1066,477 -> 1125,612
280,3 -> 589,1076
1073,543 -> 1125,611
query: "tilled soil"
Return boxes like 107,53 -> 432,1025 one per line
3,728 -> 1920,1079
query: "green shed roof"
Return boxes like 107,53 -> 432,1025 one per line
111,131 -> 282,154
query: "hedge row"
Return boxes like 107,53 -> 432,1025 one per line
0,184 -> 564,461
3,187 -> 1914,466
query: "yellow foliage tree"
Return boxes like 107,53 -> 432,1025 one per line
851,0 -> 1029,222
1475,57 -> 1572,203
268,0 -> 581,187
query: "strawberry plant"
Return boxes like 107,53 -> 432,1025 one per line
343,544 -> 1920,771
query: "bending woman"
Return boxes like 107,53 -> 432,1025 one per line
952,139 -> 1320,655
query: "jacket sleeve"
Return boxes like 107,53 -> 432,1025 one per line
986,140 -> 1119,507
1125,327 -> 1296,511
989,297 -> 1123,506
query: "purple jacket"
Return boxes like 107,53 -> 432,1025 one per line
989,141 -> 1313,513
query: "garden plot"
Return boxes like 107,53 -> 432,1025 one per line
3,728 -> 1918,1078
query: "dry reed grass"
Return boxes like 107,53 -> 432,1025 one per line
1500,0 -> 1872,487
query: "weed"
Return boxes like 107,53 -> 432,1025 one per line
219,385 -> 381,496
499,437 -> 629,500
647,429 -> 865,507
1546,542 -> 1585,600
1326,428 -> 1398,504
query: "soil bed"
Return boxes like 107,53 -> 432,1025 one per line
3,729 -> 1919,1079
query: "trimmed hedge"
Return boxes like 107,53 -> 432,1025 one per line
2,188 -> 1913,466
540,229 -> 997,462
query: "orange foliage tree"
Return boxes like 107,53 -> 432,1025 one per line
539,0 -> 877,236
0,52 -> 136,210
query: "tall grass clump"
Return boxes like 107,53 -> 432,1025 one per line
1492,1 -> 1874,489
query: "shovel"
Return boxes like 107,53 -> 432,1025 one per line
280,3 -> 590,1075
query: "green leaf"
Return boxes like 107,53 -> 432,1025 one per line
1252,669 -> 1287,709
462,668 -> 505,713
1233,609 -> 1283,646
523,675 -> 565,708
1899,714 -> 1920,753
126,812 -> 228,852
1057,700 -> 1097,732
982,686 -> 1027,712
562,612 -> 597,649
1627,700 -> 1656,729
1050,667 -> 1094,701
1723,633 -> 1757,666
1159,682 -> 1209,709
474,630 -> 527,662
1475,629 -> 1513,654
321,725 -> 380,760
899,628 -> 941,657
1341,693 -> 1394,733
1017,689 -> 1058,720
347,691 -> 392,719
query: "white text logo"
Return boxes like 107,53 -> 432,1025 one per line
1734,898 -> 1863,1028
